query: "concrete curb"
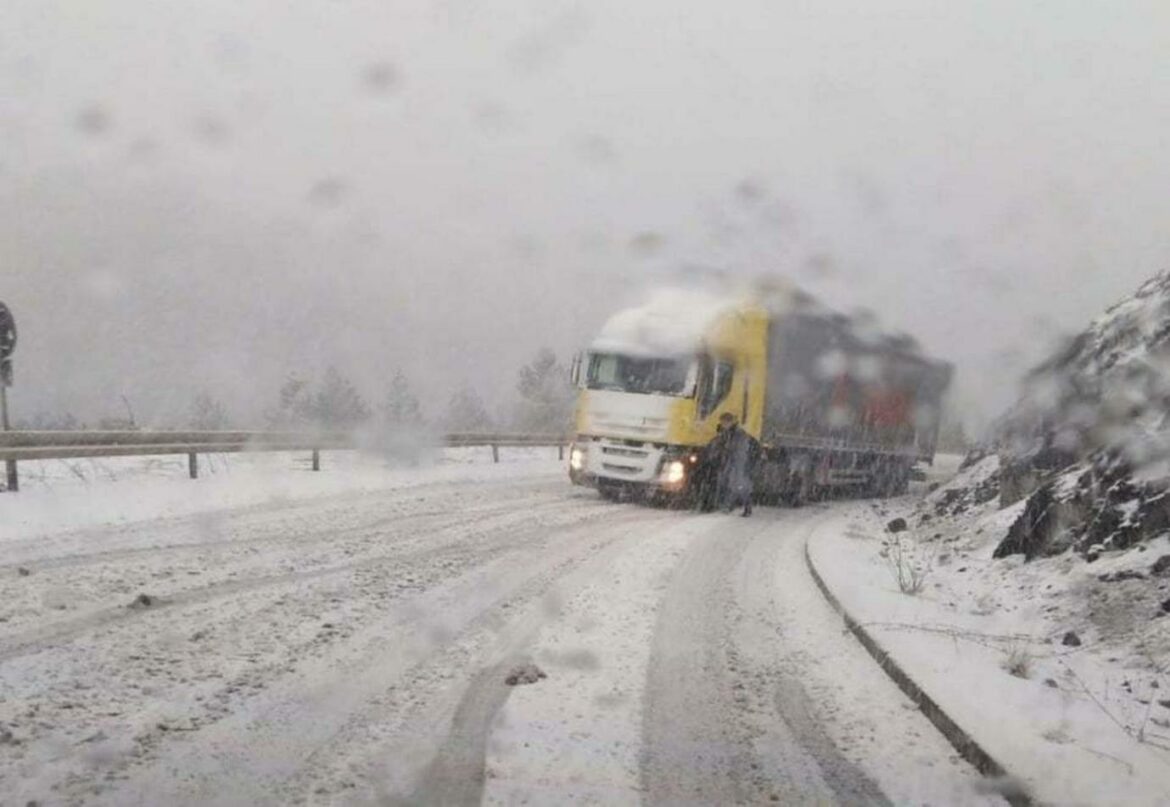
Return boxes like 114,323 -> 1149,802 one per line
803,538 -> 1032,807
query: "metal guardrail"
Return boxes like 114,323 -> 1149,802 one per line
0,430 -> 569,492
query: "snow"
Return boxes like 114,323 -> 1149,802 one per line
486,508 -> 996,806
808,471 -> 1170,806
0,446 -> 562,544
589,286 -> 743,357
482,513 -> 696,805
1,452 -> 1004,804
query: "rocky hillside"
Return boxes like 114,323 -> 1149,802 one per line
994,271 -> 1170,562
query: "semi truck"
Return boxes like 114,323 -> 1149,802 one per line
567,283 -> 952,504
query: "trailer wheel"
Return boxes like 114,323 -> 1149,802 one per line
868,460 -> 911,498
781,472 -> 809,508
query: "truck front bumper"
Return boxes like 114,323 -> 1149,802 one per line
568,438 -> 695,493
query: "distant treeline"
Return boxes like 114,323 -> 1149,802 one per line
16,348 -> 576,434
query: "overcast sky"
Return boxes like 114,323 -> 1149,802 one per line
2,0 -> 1167,429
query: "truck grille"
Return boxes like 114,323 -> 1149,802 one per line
601,446 -> 647,458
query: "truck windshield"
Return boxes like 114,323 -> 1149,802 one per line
585,353 -> 696,397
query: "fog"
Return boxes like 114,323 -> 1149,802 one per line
2,0 -> 1167,431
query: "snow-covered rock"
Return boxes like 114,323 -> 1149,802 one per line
995,271 -> 1170,560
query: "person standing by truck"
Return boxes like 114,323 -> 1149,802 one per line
714,413 -> 761,517
692,421 -> 726,512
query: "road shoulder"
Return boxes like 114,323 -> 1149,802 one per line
806,503 -> 1170,807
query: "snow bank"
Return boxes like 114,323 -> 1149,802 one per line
0,447 -> 564,543
809,460 -> 1170,805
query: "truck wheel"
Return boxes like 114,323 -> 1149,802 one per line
868,462 -> 910,498
597,482 -> 620,502
782,473 -> 807,508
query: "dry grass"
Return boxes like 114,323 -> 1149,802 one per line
880,535 -> 935,595
1003,644 -> 1033,679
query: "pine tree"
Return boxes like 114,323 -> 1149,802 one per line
383,370 -> 423,428
266,369 -> 371,430
936,408 -> 972,454
313,366 -> 372,429
515,348 -> 573,433
266,373 -> 315,428
445,385 -> 493,433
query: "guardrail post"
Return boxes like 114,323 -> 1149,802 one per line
1,383 -> 15,492
188,452 -> 198,479
312,449 -> 320,472
492,444 -> 499,464
558,444 -> 564,461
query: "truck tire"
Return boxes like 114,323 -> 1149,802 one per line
868,460 -> 911,498
598,482 -> 623,502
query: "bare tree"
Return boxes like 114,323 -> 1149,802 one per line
15,411 -> 84,430
190,392 -> 231,430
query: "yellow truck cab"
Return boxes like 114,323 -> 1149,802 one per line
568,288 -> 767,499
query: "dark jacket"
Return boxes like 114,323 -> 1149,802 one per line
716,425 -> 761,497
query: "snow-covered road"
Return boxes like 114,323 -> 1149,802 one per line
1,461 -> 996,805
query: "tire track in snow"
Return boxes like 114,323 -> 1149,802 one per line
341,507 -> 694,807
83,505 -> 674,807
0,493 -> 598,664
640,510 -> 888,806
2,491 -> 626,806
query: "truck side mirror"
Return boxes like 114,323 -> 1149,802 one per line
569,353 -> 582,387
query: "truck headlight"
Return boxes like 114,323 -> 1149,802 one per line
569,446 -> 586,471
663,460 -> 686,485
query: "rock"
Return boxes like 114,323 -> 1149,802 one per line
0,726 -> 17,745
973,475 -> 1002,506
995,482 -> 1083,560
1151,555 -> 1170,577
1061,631 -> 1082,647
505,663 -> 547,687
959,447 -> 993,472
17,567 -> 30,577
129,593 -> 155,609
1158,699 -> 1170,709
887,518 -> 908,534
1098,570 -> 1146,583
1161,598 -> 1170,614
1044,678 -> 1059,688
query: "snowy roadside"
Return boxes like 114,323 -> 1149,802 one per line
0,446 -> 564,543
807,464 -> 1170,806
